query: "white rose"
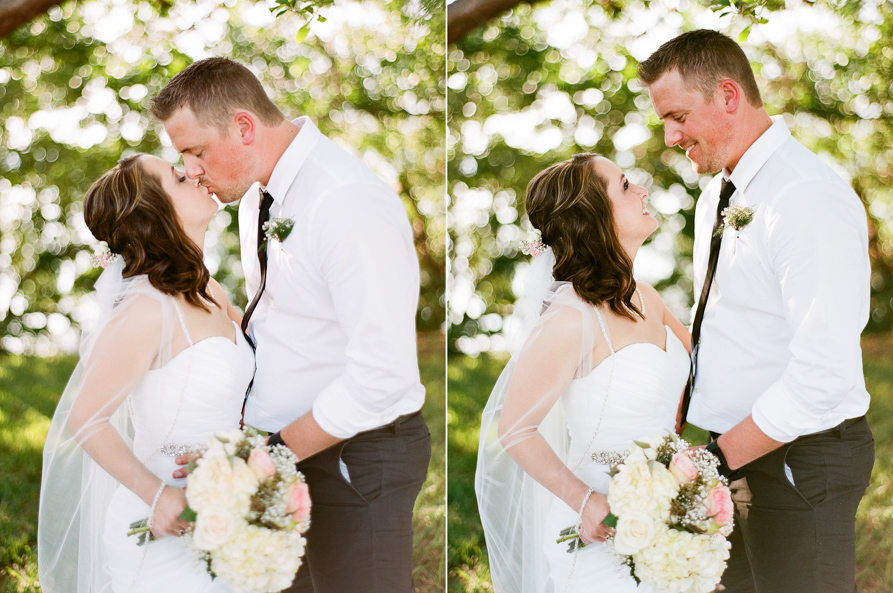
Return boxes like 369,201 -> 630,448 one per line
608,461 -> 679,520
612,511 -> 656,555
230,457 -> 260,509
186,455 -> 233,512
192,506 -> 237,551
625,445 -> 649,465
216,428 -> 244,455
203,436 -> 227,459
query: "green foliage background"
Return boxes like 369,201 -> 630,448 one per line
447,0 -> 893,353
0,0 -> 446,355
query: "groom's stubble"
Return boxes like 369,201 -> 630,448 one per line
162,106 -> 259,205
675,106 -> 737,176
689,126 -> 735,176
646,69 -> 739,177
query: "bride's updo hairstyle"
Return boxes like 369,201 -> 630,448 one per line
83,155 -> 215,310
525,152 -> 643,321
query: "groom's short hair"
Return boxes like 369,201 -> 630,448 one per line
638,29 -> 763,108
151,57 -> 285,133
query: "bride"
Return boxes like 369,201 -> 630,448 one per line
38,154 -> 254,593
476,153 -> 692,592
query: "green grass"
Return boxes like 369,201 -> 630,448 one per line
0,355 -> 75,593
447,333 -> 893,593
446,354 -> 502,593
0,331 -> 446,593
414,332 -> 447,593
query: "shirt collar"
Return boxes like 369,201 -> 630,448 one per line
726,114 -> 790,197
261,116 -> 320,205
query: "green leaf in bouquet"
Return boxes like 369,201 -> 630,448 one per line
633,440 -> 652,449
601,512 -> 618,528
179,506 -> 198,522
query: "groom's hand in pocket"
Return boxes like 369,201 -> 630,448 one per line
172,451 -> 203,480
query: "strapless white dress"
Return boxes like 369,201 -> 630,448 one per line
544,325 -> 690,593
102,316 -> 255,593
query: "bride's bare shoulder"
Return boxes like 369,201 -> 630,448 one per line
105,287 -> 168,340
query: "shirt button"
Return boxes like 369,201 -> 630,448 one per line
695,388 -> 701,393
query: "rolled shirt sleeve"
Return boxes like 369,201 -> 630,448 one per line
309,182 -> 424,438
751,178 -> 870,442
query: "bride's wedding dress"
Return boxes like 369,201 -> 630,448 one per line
103,300 -> 255,592
476,273 -> 690,593
543,316 -> 689,592
39,266 -> 255,593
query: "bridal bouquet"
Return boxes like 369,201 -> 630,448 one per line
131,429 -> 311,593
560,434 -> 734,593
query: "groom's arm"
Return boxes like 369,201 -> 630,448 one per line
274,412 -> 342,460
717,180 -> 869,469
715,416 -> 784,471
271,182 -> 423,453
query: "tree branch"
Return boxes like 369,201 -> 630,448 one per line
0,0 -> 64,38
448,0 -> 543,45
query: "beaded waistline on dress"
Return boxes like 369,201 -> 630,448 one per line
158,443 -> 206,457
590,450 -> 628,466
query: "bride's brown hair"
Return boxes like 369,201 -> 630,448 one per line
525,152 -> 643,321
83,155 -> 216,311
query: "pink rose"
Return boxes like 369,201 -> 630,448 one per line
247,447 -> 276,480
705,484 -> 733,526
669,452 -> 698,485
286,481 -> 312,524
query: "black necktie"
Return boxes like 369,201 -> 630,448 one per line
241,189 -> 275,345
680,178 -> 736,425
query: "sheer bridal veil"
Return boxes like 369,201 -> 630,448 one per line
38,260 -> 182,593
475,248 -> 600,593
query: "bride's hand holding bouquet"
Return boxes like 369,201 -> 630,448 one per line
559,434 -> 734,593
130,428 -> 311,593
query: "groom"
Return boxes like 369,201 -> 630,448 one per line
151,57 -> 430,592
640,30 -> 874,593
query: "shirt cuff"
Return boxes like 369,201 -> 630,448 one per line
751,381 -> 814,443
312,375 -> 422,439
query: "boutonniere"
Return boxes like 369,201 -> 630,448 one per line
263,216 -> 295,243
714,204 -> 754,239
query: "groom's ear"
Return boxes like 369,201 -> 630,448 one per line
233,112 -> 256,145
719,79 -> 741,114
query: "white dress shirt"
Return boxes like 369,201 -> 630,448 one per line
688,115 -> 871,442
239,117 -> 425,439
